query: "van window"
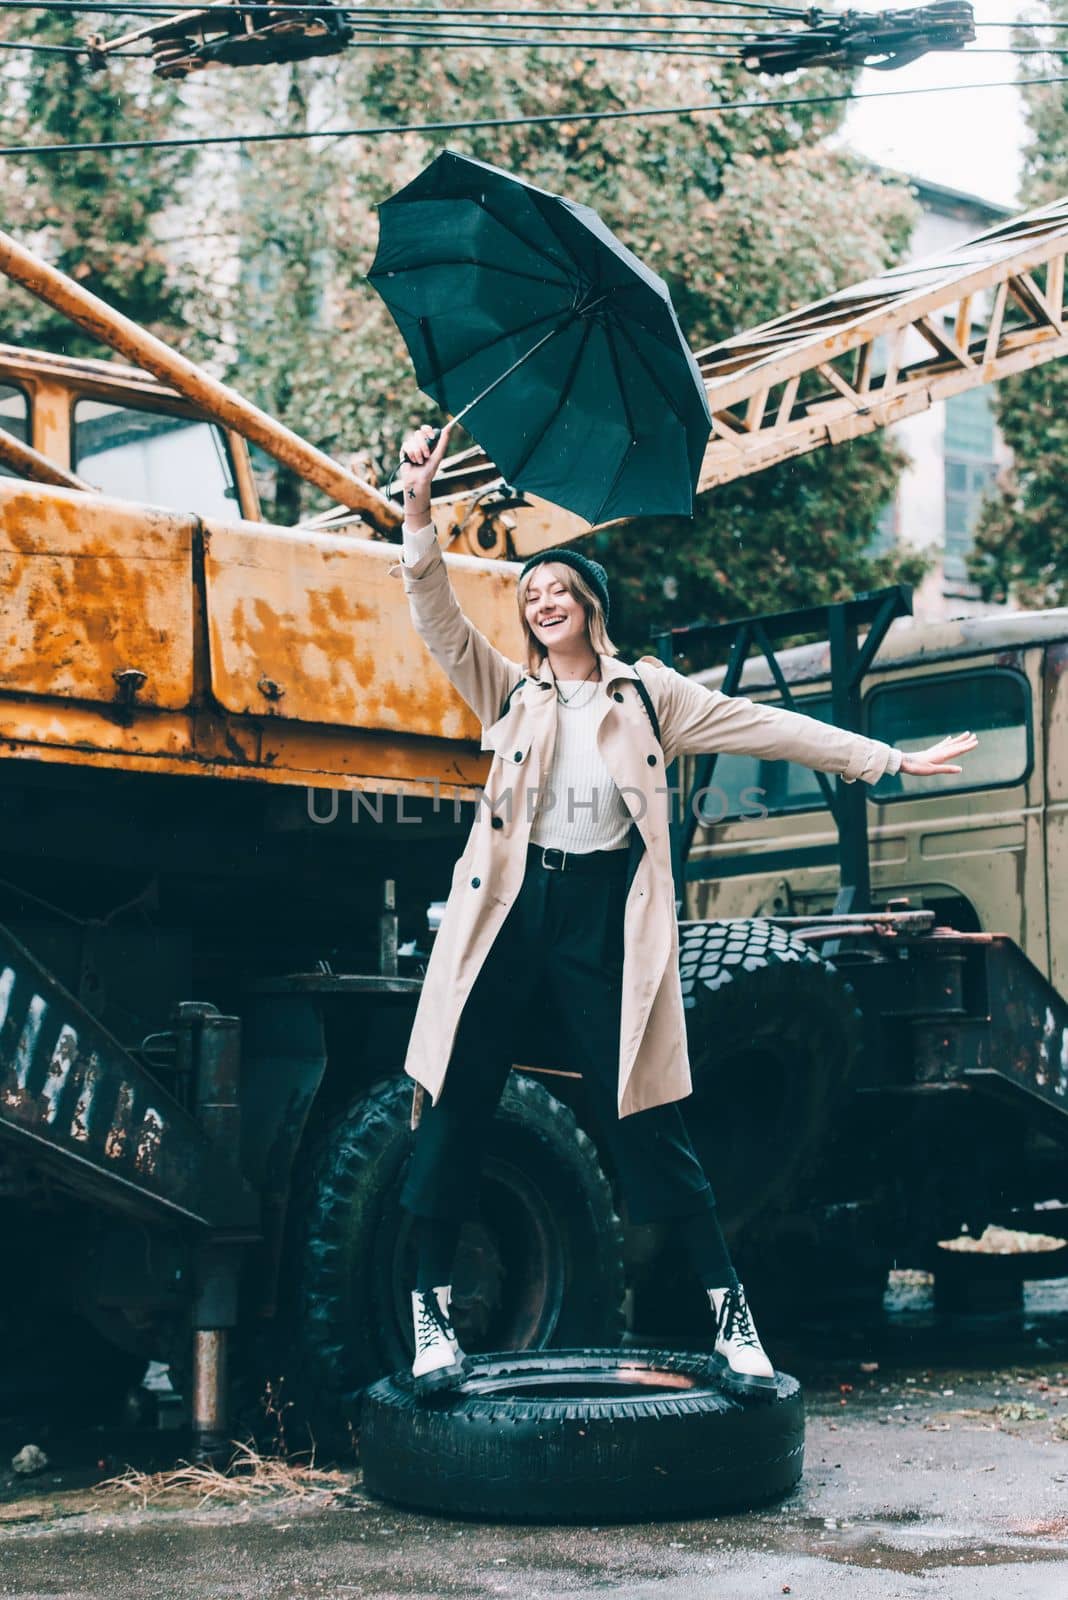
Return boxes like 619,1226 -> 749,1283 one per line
73,399 -> 237,518
867,667 -> 1031,801
0,383 -> 31,477
696,693 -> 835,823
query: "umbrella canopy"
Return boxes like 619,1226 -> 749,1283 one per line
368,149 -> 713,525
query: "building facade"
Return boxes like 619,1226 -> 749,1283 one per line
872,178 -> 1014,620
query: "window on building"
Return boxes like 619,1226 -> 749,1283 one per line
943,388 -> 997,592
0,383 -> 31,478
868,667 -> 1030,801
867,494 -> 898,558
73,399 -> 238,518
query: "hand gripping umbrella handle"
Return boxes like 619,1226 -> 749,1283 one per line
401,429 -> 441,466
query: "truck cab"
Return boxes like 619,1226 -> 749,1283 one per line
0,344 -> 260,522
683,613 -> 1068,996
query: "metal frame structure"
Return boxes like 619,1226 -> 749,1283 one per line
655,585 -> 914,912
694,195 -> 1068,491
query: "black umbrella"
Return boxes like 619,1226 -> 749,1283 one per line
368,149 -> 712,525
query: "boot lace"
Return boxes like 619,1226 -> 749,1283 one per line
414,1291 -> 455,1357
717,1285 -> 761,1351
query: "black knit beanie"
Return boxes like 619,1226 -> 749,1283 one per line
518,548 -> 611,623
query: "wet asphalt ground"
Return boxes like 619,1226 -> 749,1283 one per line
2,1276 -> 1068,1599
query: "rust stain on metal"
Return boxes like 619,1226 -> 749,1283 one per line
134,1106 -> 165,1174
104,1080 -> 135,1159
204,522 -> 520,741
70,1055 -> 102,1142
40,1023 -> 78,1123
0,482 -> 195,710
192,1329 -> 227,1433
13,993 -> 47,1090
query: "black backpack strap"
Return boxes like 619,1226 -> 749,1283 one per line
630,665 -> 662,746
498,675 -> 527,718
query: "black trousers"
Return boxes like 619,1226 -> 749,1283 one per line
400,845 -> 717,1226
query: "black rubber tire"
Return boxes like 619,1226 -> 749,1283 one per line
361,1348 -> 804,1521
679,921 -> 865,1234
288,1074 -> 625,1436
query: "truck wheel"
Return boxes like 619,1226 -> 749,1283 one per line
361,1349 -> 804,1520
679,921 -> 864,1233
289,1075 -> 625,1433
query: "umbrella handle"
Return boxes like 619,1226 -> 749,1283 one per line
400,428 -> 441,466
399,314 -> 575,464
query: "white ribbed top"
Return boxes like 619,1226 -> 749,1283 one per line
529,682 -> 632,854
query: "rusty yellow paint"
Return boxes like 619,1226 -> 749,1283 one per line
0,702 -> 491,800
28,377 -> 71,469
0,481 -> 194,710
202,519 -> 526,740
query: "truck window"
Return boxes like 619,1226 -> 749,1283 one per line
0,383 -> 30,477
72,398 -> 238,518
867,667 -> 1031,801
696,693 -> 835,823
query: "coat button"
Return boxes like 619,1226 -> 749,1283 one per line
647,753 -> 657,765
471,877 -> 481,888
613,691 -> 624,702
514,751 -> 523,762
491,817 -> 504,830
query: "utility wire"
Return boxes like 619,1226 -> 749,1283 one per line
1,73 -> 1059,157
338,17 -> 776,34
0,31 -> 86,43
0,0 -> 810,13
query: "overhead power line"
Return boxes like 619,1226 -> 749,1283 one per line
0,72 -> 1058,158
0,0 -> 809,13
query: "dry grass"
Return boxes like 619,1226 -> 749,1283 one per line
96,1441 -> 353,1511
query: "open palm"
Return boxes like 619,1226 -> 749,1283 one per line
899,731 -> 979,777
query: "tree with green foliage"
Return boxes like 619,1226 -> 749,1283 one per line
970,5 -> 1068,607
1,8 -> 925,640
197,22 -> 923,639
0,8 -> 197,353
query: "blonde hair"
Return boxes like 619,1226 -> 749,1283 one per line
517,560 -> 619,675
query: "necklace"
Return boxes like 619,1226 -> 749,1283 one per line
555,663 -> 600,707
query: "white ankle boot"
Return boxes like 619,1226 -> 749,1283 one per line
411,1286 -> 466,1388
708,1283 -> 776,1395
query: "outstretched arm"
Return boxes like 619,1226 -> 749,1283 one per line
659,667 -> 978,785
392,424 -> 523,728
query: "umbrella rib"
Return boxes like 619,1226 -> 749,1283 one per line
505,319 -> 592,487
530,193 -> 597,294
371,258 -> 572,291
426,305 -> 569,386
603,319 -> 639,444
591,445 -> 635,526
609,317 -> 689,425
593,324 -> 638,524
466,200 -> 579,289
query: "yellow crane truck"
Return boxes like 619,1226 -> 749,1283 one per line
0,195 -> 1067,1448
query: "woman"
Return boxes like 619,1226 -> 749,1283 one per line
393,422 -> 978,1394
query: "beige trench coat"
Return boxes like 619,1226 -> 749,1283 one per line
391,541 -> 899,1126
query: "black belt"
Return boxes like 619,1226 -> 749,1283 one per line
527,843 -> 629,875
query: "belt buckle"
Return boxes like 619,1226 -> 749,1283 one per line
541,846 -> 566,871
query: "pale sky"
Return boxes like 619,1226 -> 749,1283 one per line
839,0 -> 1030,208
